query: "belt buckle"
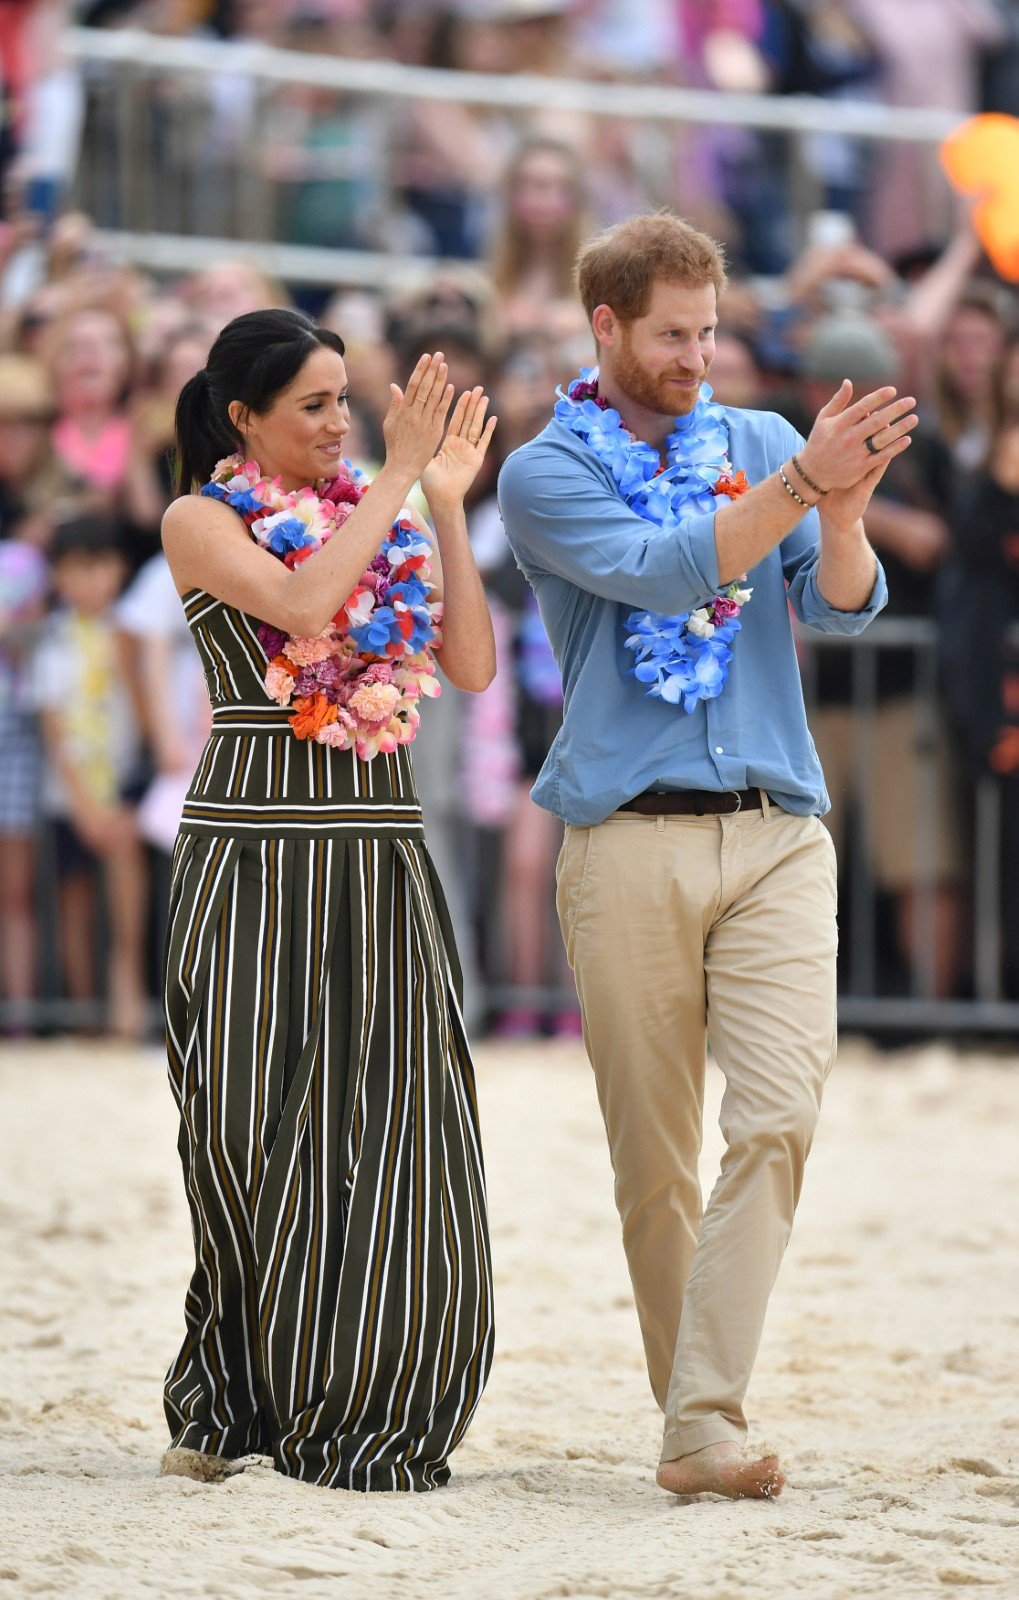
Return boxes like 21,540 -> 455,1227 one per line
722,790 -> 743,815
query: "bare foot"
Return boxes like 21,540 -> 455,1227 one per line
656,1441 -> 786,1500
160,1446 -> 233,1483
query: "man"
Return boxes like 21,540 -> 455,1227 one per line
497,213 -> 914,1499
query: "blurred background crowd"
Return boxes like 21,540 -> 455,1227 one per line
0,0 -> 1017,1039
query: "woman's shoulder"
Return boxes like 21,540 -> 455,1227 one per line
162,489 -> 239,526
161,492 -> 251,599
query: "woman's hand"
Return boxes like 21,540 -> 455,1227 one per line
382,352 -> 455,481
421,386 -> 498,512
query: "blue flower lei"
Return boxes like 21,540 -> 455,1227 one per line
553,368 -> 753,712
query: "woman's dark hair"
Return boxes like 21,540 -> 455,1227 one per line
173,308 -> 345,494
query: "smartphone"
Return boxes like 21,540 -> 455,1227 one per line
806,210 -> 856,252
22,175 -> 62,232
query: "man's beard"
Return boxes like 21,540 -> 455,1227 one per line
614,332 -> 705,417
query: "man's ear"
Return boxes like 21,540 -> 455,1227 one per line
591,303 -> 618,349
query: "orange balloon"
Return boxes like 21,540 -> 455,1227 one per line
940,113 -> 1019,281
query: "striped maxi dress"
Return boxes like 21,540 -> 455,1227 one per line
162,587 -> 494,1492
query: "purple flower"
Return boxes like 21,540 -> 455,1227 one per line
257,622 -> 288,658
712,597 -> 741,622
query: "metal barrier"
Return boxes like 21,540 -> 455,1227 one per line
61,25 -> 964,286
799,618 -> 1017,1035
1,615 -> 1015,1037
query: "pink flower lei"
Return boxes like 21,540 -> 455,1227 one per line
201,454 -> 443,760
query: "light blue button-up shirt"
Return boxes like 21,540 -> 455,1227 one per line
497,405 -> 887,826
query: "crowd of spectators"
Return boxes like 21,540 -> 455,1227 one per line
0,2 -> 1016,1037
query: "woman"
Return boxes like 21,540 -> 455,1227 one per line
45,305 -> 135,506
488,139 -> 590,347
158,307 -> 497,1492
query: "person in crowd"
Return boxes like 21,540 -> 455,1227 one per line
940,335 -> 1019,997
464,332 -> 575,1037
44,303 -> 136,511
0,351 -> 72,543
931,287 -> 1013,474
706,328 -> 766,409
158,311 -> 496,1488
499,211 -> 913,1498
116,546 -> 211,858
31,512 -> 147,1039
124,320 -> 211,540
0,536 -> 48,1032
180,260 -> 283,328
488,138 -> 591,346
851,0 -> 1005,258
789,311 -> 963,998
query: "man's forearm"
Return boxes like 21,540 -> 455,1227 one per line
714,468 -> 814,587
816,517 -> 879,612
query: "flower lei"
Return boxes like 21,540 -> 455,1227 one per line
554,368 -> 753,712
201,455 -> 442,758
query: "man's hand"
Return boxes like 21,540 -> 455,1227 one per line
819,457 -> 895,537
797,381 -> 918,495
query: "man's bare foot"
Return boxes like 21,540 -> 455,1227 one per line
656,1441 -> 786,1500
160,1446 -> 233,1483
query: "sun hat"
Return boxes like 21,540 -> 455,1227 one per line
0,354 -> 55,421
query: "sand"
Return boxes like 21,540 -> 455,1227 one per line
1,1035 -> 1017,1600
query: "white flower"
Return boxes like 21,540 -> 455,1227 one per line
733,587 -> 753,605
686,609 -> 715,639
344,590 -> 375,626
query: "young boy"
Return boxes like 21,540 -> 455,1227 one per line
33,514 -> 147,1038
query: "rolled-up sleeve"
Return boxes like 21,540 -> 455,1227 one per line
498,445 -> 720,613
782,516 -> 888,635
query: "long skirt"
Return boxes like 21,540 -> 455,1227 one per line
162,830 -> 494,1492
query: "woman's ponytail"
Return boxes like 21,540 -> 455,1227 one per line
173,367 -> 241,495
171,309 -> 346,497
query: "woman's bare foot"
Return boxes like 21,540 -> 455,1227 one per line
160,1446 -> 233,1483
656,1441 -> 785,1500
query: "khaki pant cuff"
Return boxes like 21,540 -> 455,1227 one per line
660,1416 -> 746,1464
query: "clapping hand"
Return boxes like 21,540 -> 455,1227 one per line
421,387 -> 498,511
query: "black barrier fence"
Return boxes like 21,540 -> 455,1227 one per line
486,619 -> 1018,1039
1,619 -> 1016,1039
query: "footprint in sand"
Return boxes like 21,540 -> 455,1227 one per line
949,1458 -> 1004,1478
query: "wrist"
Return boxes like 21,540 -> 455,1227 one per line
423,489 -> 465,522
819,506 -> 864,539
789,450 -> 828,498
375,460 -> 419,498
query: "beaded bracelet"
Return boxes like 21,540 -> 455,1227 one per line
790,453 -> 828,497
778,464 -> 816,509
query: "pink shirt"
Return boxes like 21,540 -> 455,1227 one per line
52,415 -> 132,492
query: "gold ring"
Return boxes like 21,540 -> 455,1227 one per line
468,433 -> 481,444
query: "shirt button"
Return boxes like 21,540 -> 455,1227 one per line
715,745 -> 724,755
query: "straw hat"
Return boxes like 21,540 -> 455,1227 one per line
0,354 -> 55,422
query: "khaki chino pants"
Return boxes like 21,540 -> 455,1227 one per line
555,800 -> 838,1461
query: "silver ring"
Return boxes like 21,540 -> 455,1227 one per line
864,433 -> 882,456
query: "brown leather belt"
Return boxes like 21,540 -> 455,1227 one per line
617,788 -> 764,816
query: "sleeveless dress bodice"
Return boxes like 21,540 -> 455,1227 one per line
179,587 -> 424,840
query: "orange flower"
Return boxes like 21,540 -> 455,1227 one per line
289,693 -> 338,741
712,470 -> 751,500
271,653 -> 300,678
